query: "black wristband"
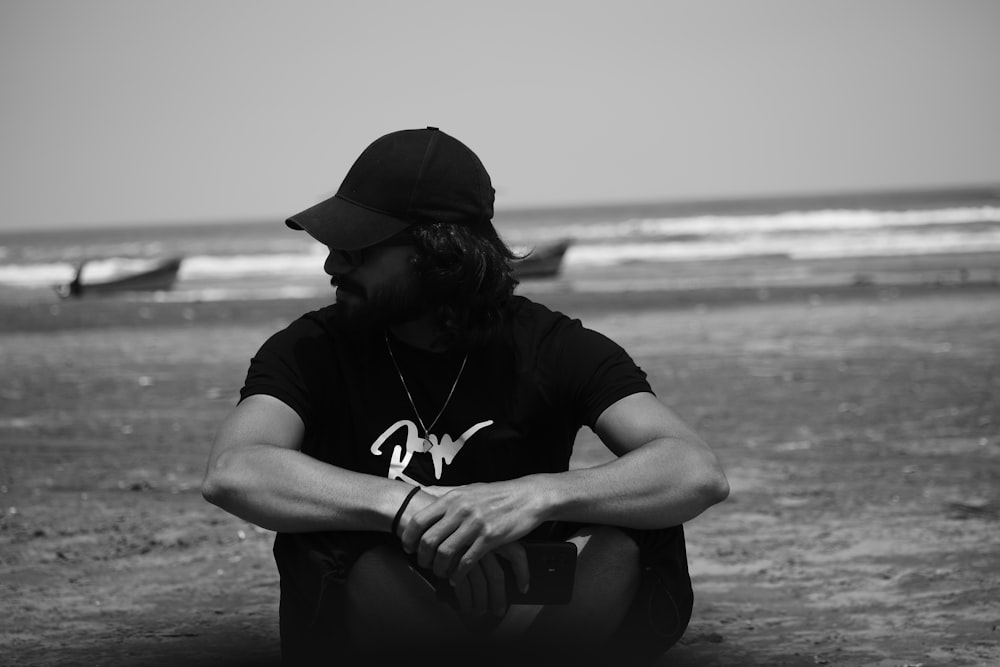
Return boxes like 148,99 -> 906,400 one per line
390,485 -> 420,537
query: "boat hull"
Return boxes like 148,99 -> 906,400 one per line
512,239 -> 571,279
56,257 -> 183,298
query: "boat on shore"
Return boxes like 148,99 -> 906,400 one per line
54,256 -> 184,299
512,239 -> 572,279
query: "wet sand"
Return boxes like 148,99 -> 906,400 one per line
1,278 -> 999,665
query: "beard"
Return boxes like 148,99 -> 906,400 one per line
330,273 -> 428,332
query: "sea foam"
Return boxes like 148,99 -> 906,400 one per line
2,205 -> 998,288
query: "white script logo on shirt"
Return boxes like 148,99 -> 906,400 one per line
370,419 -> 494,484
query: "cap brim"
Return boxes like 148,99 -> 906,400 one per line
285,195 -> 412,250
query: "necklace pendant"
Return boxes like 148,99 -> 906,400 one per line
385,332 -> 468,457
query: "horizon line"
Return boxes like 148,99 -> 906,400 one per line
3,182 -> 999,235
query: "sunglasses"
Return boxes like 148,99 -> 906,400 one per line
331,230 -> 417,267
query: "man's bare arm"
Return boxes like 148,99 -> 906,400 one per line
547,391 -> 730,527
201,394 -> 416,533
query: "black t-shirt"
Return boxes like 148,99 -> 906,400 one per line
240,295 -> 651,487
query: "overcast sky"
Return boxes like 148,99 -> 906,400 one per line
2,0 -> 999,230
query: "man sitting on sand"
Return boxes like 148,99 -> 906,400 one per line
202,127 -> 729,665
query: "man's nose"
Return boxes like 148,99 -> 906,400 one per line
324,250 -> 352,275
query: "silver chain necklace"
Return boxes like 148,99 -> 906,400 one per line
384,331 -> 468,449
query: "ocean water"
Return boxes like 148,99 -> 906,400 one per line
1,187 -> 999,303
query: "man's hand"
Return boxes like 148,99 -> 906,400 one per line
397,478 -> 548,583
446,543 -> 529,616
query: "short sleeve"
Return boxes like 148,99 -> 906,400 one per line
239,316 -> 334,426
539,316 -> 652,429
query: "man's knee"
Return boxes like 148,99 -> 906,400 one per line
345,545 -> 437,616
514,525 -> 641,648
582,524 -> 641,555
572,524 -> 642,588
346,545 -> 410,593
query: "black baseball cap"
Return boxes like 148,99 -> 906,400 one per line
286,127 -> 495,250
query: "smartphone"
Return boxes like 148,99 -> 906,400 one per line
436,540 -> 578,606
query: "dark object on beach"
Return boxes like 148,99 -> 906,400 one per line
512,238 -> 572,279
54,256 -> 184,299
852,273 -> 875,286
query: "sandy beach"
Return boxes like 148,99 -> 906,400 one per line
2,276 -> 999,665
5,0 -> 1000,661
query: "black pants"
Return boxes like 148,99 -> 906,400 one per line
273,523 -> 693,666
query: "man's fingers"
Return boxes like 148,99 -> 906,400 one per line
447,565 -> 488,616
398,495 -> 445,554
480,553 -> 508,614
452,575 -> 472,613
496,541 -> 530,594
467,563 -> 488,615
401,494 -> 472,573
414,513 -> 463,571
432,525 -> 480,579
448,534 -> 494,582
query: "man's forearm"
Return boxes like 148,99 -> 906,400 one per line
540,437 -> 729,529
202,444 -> 416,533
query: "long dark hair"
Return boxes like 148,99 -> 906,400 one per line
411,222 -> 523,348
